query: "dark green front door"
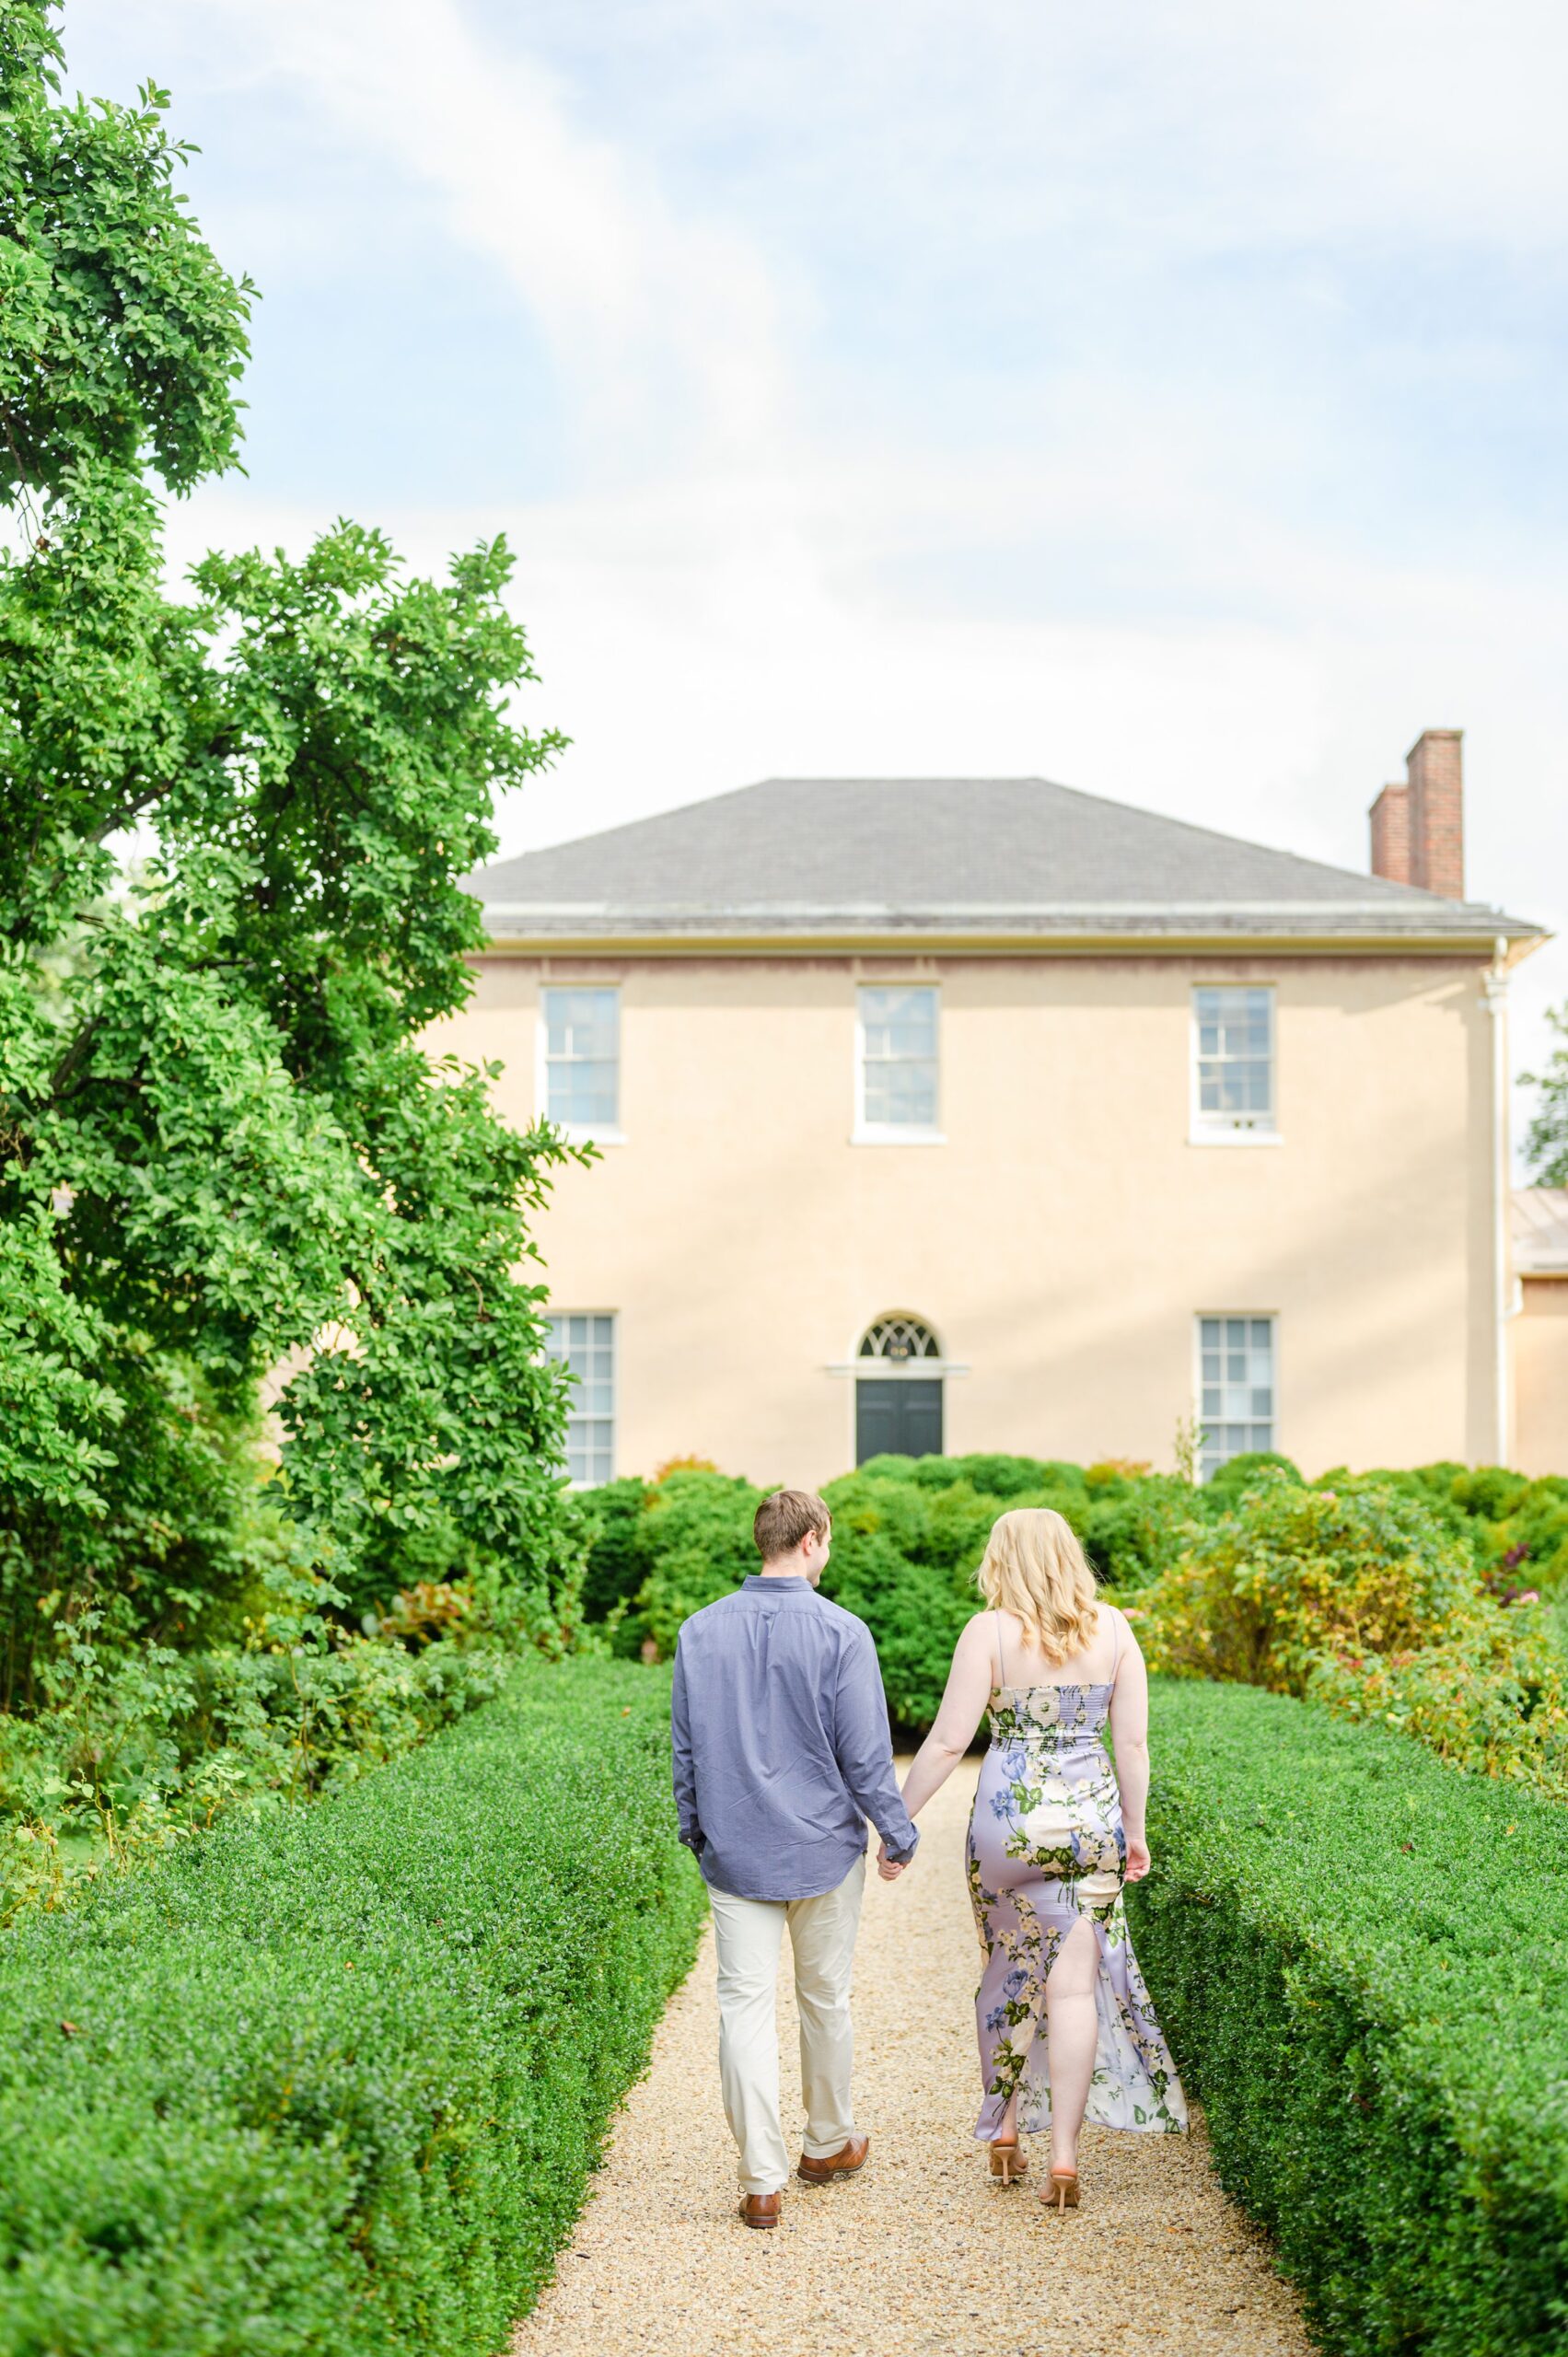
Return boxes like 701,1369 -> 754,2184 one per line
855,1378 -> 943,1465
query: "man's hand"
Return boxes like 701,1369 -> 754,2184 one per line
877,1840 -> 907,1882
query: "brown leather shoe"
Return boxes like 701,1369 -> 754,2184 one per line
796,2134 -> 869,2185
738,2191 -> 781,2229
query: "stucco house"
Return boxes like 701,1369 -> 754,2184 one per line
439,729 -> 1557,1486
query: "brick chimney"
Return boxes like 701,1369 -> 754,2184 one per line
1369,778 -> 1411,884
1369,727 -> 1464,899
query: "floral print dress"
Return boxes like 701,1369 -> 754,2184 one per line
967,1631 -> 1188,2142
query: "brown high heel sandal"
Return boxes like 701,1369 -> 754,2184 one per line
1041,2167 -> 1081,2212
988,2138 -> 1028,2184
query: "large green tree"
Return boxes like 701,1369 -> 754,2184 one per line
0,1 -> 578,1698
1522,1005 -> 1568,1187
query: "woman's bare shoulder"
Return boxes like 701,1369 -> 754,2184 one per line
1099,1599 -> 1144,1655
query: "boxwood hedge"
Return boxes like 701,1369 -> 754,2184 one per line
1132,1678 -> 1568,2357
0,1657 -> 703,2356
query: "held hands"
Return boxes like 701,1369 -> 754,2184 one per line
877,1840 -> 907,1882
1123,1836 -> 1152,1883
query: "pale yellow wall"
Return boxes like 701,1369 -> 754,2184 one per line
1513,1281 -> 1568,1478
438,950 -> 1502,1486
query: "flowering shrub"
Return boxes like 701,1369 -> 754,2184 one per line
1307,1607 -> 1568,1794
1138,1470 -> 1482,1693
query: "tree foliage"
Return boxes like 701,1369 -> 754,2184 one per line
1521,1002 -> 1568,1187
0,2 -> 578,1696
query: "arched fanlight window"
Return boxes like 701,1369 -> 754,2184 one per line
857,1314 -> 942,1364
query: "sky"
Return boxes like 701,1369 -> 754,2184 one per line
65,0 -> 1568,1162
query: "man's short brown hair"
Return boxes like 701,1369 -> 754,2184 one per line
753,1487 -> 831,1562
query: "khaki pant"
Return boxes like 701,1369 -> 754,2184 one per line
707,1854 -> 866,2196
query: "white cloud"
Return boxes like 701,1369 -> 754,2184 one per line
74,0 -> 1568,1167
139,0 -> 789,477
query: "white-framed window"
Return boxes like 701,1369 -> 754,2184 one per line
1191,984 -> 1277,1141
543,1312 -> 615,1486
540,986 -> 621,1137
1197,1315 -> 1276,1480
855,984 -> 941,1140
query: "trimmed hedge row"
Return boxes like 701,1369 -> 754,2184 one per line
0,1657 -> 704,2356
1132,1678 -> 1568,2357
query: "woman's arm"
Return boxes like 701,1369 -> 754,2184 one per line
1107,1611 -> 1152,1880
896,1614 -> 996,1827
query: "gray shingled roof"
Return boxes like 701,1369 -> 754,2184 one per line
470,777 -> 1542,945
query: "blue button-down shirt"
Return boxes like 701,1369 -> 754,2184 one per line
670,1574 -> 920,1901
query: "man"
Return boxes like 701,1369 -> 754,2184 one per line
671,1486 -> 920,2230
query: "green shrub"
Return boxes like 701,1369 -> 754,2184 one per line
1308,1602 -> 1568,1797
822,1537 -> 974,1729
1132,1678 -> 1568,2357
1078,1473 -> 1198,1592
0,1617 -> 509,1923
1448,1464 -> 1533,1524
582,1454 -> 1206,1723
822,1467 -> 936,1563
1482,1477 -> 1568,1596
821,1469 -> 1035,1725
1316,1464 -> 1479,1554
826,1453 -> 1195,1595
1201,1448 -> 1302,1502
1362,1467 -> 1568,1596
0,1656 -> 703,2354
922,1479 -> 1017,1575
576,1476 -> 656,1620
633,1469 -> 762,1658
1140,1469 -> 1481,1692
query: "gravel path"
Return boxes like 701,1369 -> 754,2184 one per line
511,1761 -> 1316,2357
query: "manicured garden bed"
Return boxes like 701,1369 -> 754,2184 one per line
1132,1678 -> 1568,2357
0,1656 -> 703,2356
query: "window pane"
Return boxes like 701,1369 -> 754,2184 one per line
545,988 -> 616,1057
860,984 -> 939,1128
544,987 -> 620,1127
542,1313 -> 615,1486
1192,984 -> 1274,1131
1196,1313 -> 1275,1478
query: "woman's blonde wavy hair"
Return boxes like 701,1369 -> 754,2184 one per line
975,1508 -> 1099,1666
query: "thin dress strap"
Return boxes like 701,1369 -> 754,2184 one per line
993,1609 -> 1006,1692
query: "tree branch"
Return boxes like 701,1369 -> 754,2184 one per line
49,1016 -> 101,1101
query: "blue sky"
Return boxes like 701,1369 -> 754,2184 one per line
66,0 -> 1568,1151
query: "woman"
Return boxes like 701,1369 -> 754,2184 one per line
884,1508 -> 1187,2212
